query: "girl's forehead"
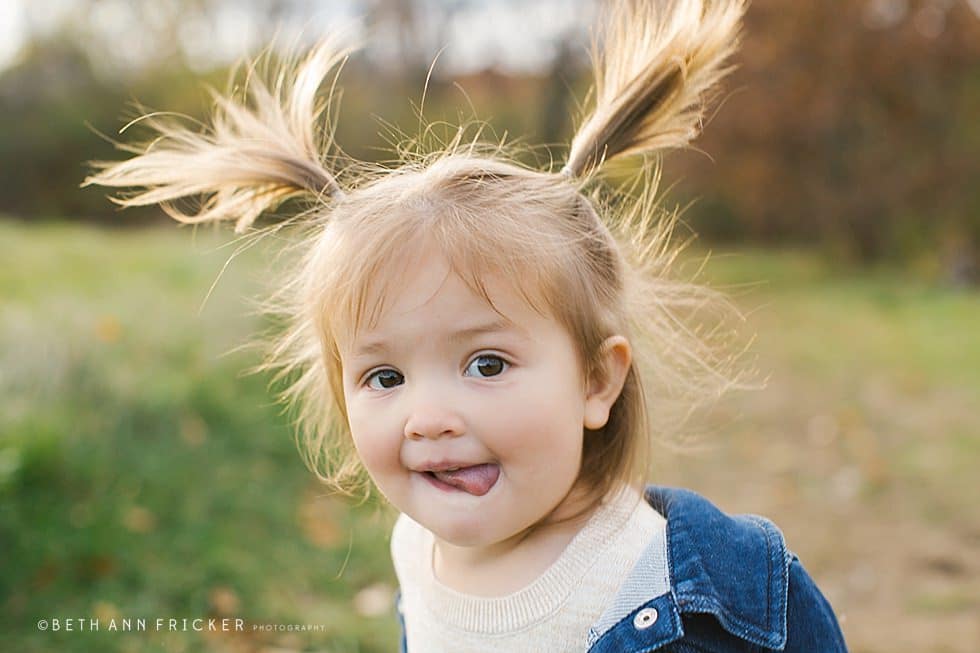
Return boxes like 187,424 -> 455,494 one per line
335,247 -> 551,352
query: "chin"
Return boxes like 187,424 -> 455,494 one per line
430,517 -> 496,547
436,525 -> 485,546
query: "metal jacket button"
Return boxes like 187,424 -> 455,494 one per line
633,607 -> 658,629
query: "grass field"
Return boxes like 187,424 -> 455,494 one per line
1,219 -> 977,652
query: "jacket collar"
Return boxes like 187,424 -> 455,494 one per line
588,485 -> 790,651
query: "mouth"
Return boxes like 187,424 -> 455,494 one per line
418,463 -> 500,496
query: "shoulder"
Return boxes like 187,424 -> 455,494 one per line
646,485 -> 848,651
782,553 -> 849,651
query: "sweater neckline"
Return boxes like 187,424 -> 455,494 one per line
420,484 -> 643,634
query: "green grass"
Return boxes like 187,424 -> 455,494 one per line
2,220 -> 978,652
0,220 -> 399,652
698,247 -> 980,388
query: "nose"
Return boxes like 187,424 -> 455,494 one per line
403,398 -> 465,441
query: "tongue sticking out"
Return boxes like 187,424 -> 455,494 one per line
432,464 -> 500,496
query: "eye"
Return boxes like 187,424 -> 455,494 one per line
464,354 -> 509,378
365,368 -> 404,390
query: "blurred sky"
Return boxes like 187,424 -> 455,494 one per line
0,0 -> 598,77
5,0 -> 979,79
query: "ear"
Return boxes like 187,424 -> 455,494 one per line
583,335 -> 632,430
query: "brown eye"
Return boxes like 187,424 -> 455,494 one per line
367,369 -> 403,389
465,355 -> 508,378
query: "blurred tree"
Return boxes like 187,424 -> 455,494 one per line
0,35 -> 228,223
670,0 -> 980,277
539,38 -> 585,150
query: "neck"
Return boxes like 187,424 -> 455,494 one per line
431,482 -> 608,596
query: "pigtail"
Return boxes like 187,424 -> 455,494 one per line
565,0 -> 745,179
84,37 -> 351,233
560,0 -> 753,463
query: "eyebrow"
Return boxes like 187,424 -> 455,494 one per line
351,318 -> 520,357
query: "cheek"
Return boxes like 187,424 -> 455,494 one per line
346,401 -> 401,474
481,383 -> 586,460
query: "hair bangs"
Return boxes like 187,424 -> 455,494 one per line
319,195 -> 578,353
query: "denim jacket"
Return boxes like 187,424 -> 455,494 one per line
395,485 -> 848,652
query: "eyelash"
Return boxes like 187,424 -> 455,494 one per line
362,353 -> 511,390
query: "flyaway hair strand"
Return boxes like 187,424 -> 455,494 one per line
83,37 -> 351,233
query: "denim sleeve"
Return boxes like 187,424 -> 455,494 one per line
783,556 -> 848,652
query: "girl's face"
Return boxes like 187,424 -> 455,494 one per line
338,249 -> 598,548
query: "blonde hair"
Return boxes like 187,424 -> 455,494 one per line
86,0 -> 748,513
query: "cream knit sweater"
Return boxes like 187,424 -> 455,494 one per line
390,485 -> 666,652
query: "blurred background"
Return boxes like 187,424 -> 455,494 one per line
1,1 -> 978,651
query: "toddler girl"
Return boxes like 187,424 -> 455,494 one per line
87,0 -> 848,650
